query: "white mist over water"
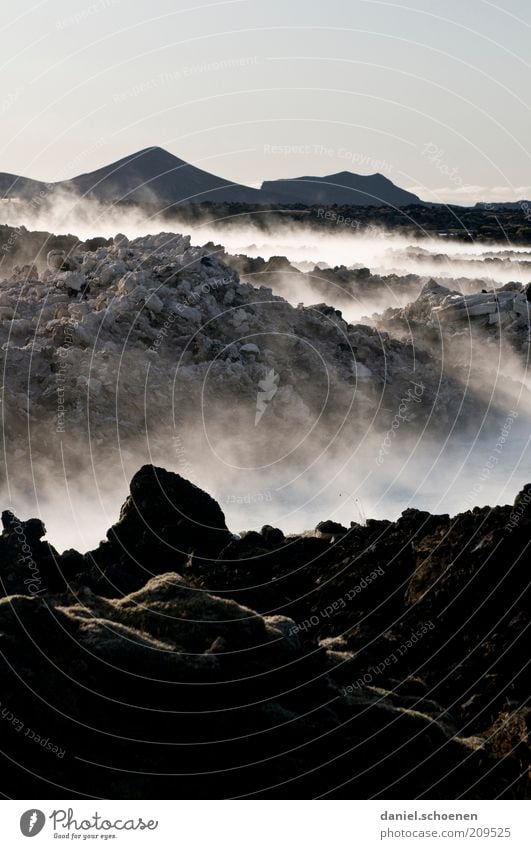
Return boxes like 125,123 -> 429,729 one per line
14,411 -> 531,555
1,197 -> 531,553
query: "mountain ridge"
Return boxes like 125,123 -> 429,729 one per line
261,169 -> 423,206
0,146 -> 425,207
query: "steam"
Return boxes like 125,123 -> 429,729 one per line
1,197 -> 530,553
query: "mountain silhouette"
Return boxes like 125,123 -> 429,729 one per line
0,147 -> 423,206
65,146 -> 266,204
0,172 -> 51,201
261,171 -> 422,206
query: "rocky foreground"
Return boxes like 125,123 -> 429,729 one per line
0,464 -> 529,799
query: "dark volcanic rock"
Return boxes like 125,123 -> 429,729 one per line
0,572 -> 520,800
90,464 -> 232,594
0,510 -> 64,595
315,519 -> 349,537
0,467 -> 529,800
260,524 -> 285,547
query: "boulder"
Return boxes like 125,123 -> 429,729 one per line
95,465 -> 232,589
260,524 -> 285,546
47,250 -> 66,270
315,519 -> 349,538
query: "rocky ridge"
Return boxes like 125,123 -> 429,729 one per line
375,278 -> 531,365
0,230 -> 497,490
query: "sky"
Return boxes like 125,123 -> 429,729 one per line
1,0 -> 530,203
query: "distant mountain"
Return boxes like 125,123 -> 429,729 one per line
64,147 -> 266,204
0,172 -> 50,201
261,171 -> 423,206
0,147 -> 423,207
0,147 -> 267,206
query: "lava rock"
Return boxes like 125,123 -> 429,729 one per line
93,465 -> 232,592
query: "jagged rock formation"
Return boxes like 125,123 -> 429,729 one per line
90,465 -> 233,594
1,229 -> 499,498
0,223 -> 92,275
207,244 -> 508,324
0,465 -> 529,799
376,278 -> 531,361
207,243 -> 425,310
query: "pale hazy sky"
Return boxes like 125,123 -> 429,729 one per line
1,0 -> 530,203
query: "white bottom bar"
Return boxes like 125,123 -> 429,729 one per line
1,800 -> 529,848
